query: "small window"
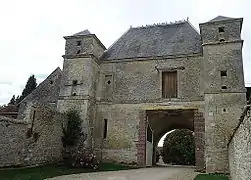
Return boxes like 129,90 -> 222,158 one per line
221,85 -> 227,90
220,71 -> 227,77
72,80 -> 78,85
72,92 -> 77,96
219,27 -> 225,33
77,40 -> 81,46
50,80 -> 53,84
220,38 -> 225,42
103,119 -> 108,139
107,80 -> 111,85
162,71 -> 177,98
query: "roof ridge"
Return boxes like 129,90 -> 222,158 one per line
133,19 -> 188,29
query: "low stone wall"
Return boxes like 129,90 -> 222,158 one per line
228,105 -> 251,180
0,105 -> 65,167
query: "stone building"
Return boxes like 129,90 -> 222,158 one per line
18,15 -> 247,173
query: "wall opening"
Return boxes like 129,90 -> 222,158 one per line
220,71 -> 227,77
162,71 -> 177,98
103,119 -> 108,139
76,40 -> 81,46
218,27 -> 225,33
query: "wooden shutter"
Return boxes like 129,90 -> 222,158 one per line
162,71 -> 177,98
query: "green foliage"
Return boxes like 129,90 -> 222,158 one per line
18,75 -> 37,103
194,174 -> 229,180
162,129 -> 195,165
0,163 -> 134,180
61,110 -> 82,147
8,95 -> 16,105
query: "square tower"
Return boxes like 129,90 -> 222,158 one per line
200,16 -> 246,173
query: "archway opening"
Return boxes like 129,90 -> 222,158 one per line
146,109 -> 195,166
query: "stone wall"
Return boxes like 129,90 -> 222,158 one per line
228,105 -> 251,180
0,105 -> 64,167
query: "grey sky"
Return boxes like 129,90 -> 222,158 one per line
0,0 -> 250,105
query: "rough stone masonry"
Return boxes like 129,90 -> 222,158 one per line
0,16 -> 247,175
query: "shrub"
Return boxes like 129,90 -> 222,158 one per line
162,129 -> 195,165
62,110 -> 82,147
61,110 -> 99,169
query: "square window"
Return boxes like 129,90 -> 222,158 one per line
72,80 -> 78,85
219,27 -> 225,33
77,40 -> 81,46
220,71 -> 227,77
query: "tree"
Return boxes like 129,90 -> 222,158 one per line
8,95 -> 16,105
162,129 -> 195,165
17,75 -> 37,103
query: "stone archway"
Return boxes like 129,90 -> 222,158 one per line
137,109 -> 205,171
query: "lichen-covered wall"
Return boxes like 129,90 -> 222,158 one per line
228,105 -> 251,180
0,105 -> 64,167
94,102 -> 204,165
98,55 -> 204,103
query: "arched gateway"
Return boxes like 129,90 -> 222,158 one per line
137,109 -> 205,171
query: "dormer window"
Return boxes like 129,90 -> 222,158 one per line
218,27 -> 225,33
77,40 -> 81,46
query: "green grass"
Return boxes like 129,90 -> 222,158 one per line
0,163 -> 133,180
195,174 -> 229,180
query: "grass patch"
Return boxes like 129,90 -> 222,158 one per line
195,174 -> 229,180
0,163 -> 133,180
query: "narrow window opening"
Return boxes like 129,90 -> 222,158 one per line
220,38 -> 225,42
72,80 -> 78,85
77,50 -> 81,54
221,85 -> 227,90
223,108 -> 226,112
103,119 -> 108,139
218,27 -> 225,33
77,40 -> 81,46
220,71 -> 227,77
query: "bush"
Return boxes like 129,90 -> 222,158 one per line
162,129 -> 195,165
61,110 -> 99,169
62,110 -> 82,147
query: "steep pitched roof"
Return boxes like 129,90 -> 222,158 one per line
73,29 -> 91,36
17,67 -> 62,105
101,21 -> 201,60
209,16 -> 234,22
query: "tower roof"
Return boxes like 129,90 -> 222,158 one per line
209,16 -> 235,22
72,29 -> 91,36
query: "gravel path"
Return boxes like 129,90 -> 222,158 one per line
47,166 -> 198,180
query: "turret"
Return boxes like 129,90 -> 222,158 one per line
200,16 -> 246,173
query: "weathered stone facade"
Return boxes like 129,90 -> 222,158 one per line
1,16 -> 247,174
228,105 -> 251,180
55,16 -> 247,173
0,105 -> 64,167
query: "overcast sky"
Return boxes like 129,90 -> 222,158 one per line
0,0 -> 251,105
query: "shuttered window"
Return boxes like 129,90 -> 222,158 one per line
162,71 -> 177,98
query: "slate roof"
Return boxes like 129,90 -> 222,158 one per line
101,21 -> 201,60
73,29 -> 91,36
209,16 -> 234,22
